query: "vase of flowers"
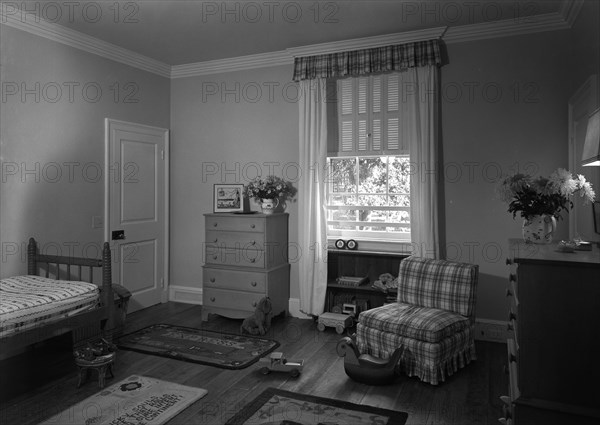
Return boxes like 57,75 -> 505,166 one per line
245,175 -> 297,214
496,168 -> 595,244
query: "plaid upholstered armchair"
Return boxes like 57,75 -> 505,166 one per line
356,256 -> 478,385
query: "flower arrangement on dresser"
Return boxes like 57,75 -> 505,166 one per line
245,175 -> 297,214
497,168 -> 595,243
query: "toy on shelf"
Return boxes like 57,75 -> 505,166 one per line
258,352 -> 304,378
317,311 -> 354,334
336,335 -> 404,385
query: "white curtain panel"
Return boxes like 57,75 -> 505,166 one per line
298,78 -> 329,316
402,65 -> 440,259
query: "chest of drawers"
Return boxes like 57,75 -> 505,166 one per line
201,213 -> 290,321
500,239 -> 600,424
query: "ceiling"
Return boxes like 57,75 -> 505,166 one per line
12,0 -> 566,66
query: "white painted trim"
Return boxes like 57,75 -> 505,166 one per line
0,7 -> 171,78
560,0 -> 585,27
171,51 -> 291,79
1,1 -> 580,79
443,12 -> 570,44
163,129 -> 171,303
474,318 -> 508,343
568,75 -> 599,239
104,118 -> 170,305
288,298 -> 312,319
169,285 -> 203,305
286,27 -> 448,58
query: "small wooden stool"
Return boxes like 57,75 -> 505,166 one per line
75,354 -> 115,389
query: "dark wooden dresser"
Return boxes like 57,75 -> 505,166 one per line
501,239 -> 600,424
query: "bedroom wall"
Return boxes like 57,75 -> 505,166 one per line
441,30 -> 573,320
0,26 -> 171,278
169,25 -> 589,321
169,65 -> 300,304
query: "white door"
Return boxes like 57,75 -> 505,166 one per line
568,75 -> 599,241
105,119 -> 169,312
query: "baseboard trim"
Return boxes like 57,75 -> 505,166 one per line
474,318 -> 507,343
167,290 -> 505,340
168,285 -> 203,305
288,297 -> 312,319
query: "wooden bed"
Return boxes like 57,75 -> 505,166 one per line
0,238 -> 114,354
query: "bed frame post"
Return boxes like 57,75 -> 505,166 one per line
27,238 -> 37,275
101,242 -> 115,338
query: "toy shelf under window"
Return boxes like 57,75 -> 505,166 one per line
325,249 -> 407,314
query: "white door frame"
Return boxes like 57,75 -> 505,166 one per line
568,75 -> 598,239
104,118 -> 170,304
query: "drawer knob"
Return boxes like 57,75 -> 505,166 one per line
505,258 -> 513,265
509,353 -> 517,363
251,240 -> 256,245
250,224 -> 255,229
508,274 -> 516,282
250,281 -> 257,287
213,222 -> 218,227
252,301 -> 257,307
249,258 -> 256,263
508,312 -> 516,321
210,297 -> 215,302
505,289 -> 513,297
507,323 -> 514,331
213,238 -> 218,243
213,255 -> 218,260
210,278 -> 215,283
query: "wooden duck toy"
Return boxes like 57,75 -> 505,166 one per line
336,336 -> 404,385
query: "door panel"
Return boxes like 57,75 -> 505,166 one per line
106,119 -> 168,313
121,140 -> 157,223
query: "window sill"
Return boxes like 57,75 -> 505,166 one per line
327,238 -> 413,255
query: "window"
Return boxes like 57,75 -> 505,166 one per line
326,73 -> 411,242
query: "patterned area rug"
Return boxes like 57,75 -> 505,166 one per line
39,375 -> 207,425
225,387 -> 408,425
118,324 -> 279,369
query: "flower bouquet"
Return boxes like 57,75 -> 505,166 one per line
496,168 -> 595,243
245,175 -> 297,214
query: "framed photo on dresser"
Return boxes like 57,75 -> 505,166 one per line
213,184 -> 245,213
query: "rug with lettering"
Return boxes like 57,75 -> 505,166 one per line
118,323 -> 280,369
39,375 -> 207,425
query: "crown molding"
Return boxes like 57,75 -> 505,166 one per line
560,0 -> 585,27
443,12 -> 571,44
170,26 -> 448,78
286,26 -> 448,58
1,0 -> 583,79
171,51 -> 291,79
0,8 -> 171,78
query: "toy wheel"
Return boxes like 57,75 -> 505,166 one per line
317,323 -> 325,332
260,367 -> 270,375
335,325 -> 345,334
290,369 -> 300,378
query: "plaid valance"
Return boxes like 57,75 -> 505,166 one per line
292,39 -> 442,81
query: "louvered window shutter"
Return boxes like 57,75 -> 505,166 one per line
334,73 -> 408,156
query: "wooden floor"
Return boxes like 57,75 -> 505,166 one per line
0,302 -> 507,424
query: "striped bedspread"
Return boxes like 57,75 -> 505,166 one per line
0,275 -> 100,338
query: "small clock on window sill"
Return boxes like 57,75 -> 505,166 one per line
335,239 -> 346,249
346,239 -> 358,250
